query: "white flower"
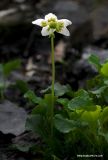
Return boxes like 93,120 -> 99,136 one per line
32,13 -> 72,36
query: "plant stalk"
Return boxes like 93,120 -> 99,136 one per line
51,35 -> 55,137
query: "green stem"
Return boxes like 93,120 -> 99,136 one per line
51,35 -> 55,137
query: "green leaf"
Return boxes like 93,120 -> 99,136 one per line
102,88 -> 108,103
54,114 -> 87,133
100,107 -> 108,132
87,75 -> 102,90
75,89 -> 89,97
103,106 -> 108,116
31,95 -> 50,115
80,105 -> 101,129
44,94 -> 53,107
43,94 -> 57,115
54,83 -> 72,97
42,83 -> 72,97
68,90 -> 95,111
57,98 -> 69,107
90,86 -> 107,95
88,54 -> 101,71
101,62 -> 108,77
3,59 -> 21,77
98,132 -> 108,143
16,80 -> 29,94
25,114 -> 42,134
54,114 -> 76,133
24,90 -> 41,104
104,79 -> 108,85
26,114 -> 49,139
32,105 -> 46,115
31,94 -> 56,116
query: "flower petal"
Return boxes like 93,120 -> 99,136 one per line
45,13 -> 57,21
41,26 -> 49,36
57,27 -> 70,36
58,19 -> 72,27
32,19 -> 44,26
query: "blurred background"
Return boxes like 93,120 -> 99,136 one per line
0,0 -> 108,90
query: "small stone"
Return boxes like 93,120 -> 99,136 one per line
0,100 -> 27,136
